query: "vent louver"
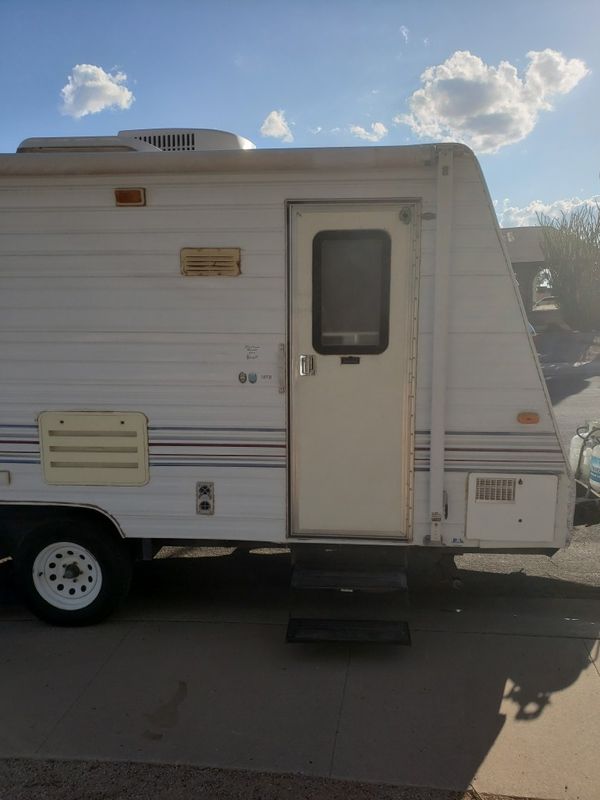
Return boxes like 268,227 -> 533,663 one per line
474,477 -> 516,503
118,128 -> 256,151
132,132 -> 196,151
38,412 -> 149,486
180,248 -> 241,277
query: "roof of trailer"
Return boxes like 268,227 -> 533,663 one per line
0,142 -> 474,177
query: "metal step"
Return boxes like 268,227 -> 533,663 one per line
291,567 -> 407,592
286,617 -> 411,644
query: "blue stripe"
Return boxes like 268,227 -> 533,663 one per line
150,461 -> 285,469
0,458 -> 40,464
416,430 -> 558,437
415,466 -> 563,474
148,425 -> 286,432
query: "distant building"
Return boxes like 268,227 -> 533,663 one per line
502,226 -> 546,313
502,226 -> 564,330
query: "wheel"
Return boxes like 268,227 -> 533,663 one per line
14,521 -> 132,626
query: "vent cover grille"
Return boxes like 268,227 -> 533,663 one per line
475,477 -> 516,503
39,411 -> 149,486
132,132 -> 196,151
180,248 -> 241,277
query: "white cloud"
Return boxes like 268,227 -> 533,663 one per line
309,126 -> 323,135
400,25 -> 409,44
395,49 -> 589,153
260,110 -> 294,143
60,64 -> 134,118
525,49 -> 588,99
497,195 -> 600,227
350,121 -> 388,142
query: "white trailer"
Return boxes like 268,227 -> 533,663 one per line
0,129 -> 573,638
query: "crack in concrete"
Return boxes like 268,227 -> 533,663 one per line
328,646 -> 351,778
584,639 -> 600,679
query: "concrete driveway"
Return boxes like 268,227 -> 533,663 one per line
1,545 -> 600,800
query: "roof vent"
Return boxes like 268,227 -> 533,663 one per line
118,128 -> 255,152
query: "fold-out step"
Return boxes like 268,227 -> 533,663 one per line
291,568 -> 408,591
286,617 -> 411,644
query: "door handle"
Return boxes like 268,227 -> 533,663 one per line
298,354 -> 316,376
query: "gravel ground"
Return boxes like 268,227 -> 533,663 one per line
0,759 -> 541,800
454,525 -> 600,595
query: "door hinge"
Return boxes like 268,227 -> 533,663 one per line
278,343 -> 286,394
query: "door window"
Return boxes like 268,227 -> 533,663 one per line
312,229 -> 391,354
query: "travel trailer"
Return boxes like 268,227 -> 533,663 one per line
0,129 -> 574,640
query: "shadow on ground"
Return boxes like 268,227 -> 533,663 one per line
1,548 -> 598,797
537,329 -> 600,405
544,371 -> 592,405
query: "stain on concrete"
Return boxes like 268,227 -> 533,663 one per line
142,680 -> 188,741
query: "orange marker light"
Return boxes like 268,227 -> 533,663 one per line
114,188 -> 146,206
517,412 -> 540,425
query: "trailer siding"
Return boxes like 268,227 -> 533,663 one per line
0,146 -> 570,547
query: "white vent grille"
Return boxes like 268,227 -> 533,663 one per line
132,132 -> 196,151
39,412 -> 149,486
475,477 -> 516,503
180,248 -> 241,277
119,128 -> 256,151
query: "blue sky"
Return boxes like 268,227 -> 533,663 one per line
1,0 -> 598,224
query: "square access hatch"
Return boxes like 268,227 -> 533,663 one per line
466,473 -> 558,544
38,411 -> 149,486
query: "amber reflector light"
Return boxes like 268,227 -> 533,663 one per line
114,188 -> 146,206
517,412 -> 540,424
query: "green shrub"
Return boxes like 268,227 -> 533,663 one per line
538,204 -> 600,331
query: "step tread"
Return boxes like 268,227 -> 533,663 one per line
286,617 -> 411,644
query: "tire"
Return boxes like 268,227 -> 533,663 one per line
14,520 -> 132,626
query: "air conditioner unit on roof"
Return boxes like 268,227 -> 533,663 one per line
117,128 -> 256,152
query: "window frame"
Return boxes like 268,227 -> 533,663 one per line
311,228 -> 392,355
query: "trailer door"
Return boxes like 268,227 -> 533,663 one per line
289,203 -> 415,539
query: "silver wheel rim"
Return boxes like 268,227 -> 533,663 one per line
32,541 -> 102,610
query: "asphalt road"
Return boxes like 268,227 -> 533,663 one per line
547,373 -> 600,448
